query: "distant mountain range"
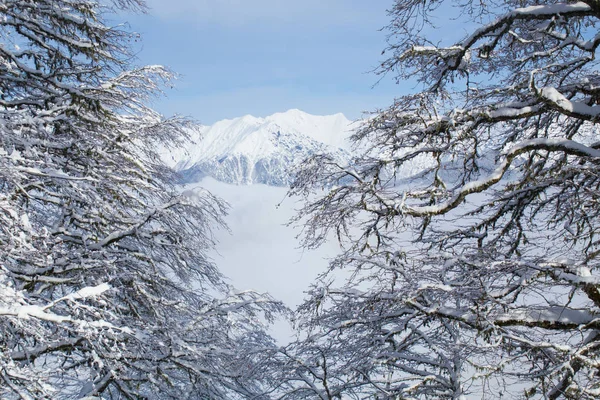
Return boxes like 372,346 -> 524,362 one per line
159,109 -> 355,186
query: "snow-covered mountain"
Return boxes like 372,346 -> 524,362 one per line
160,109 -> 355,186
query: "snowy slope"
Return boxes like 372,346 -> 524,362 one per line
160,109 -> 355,186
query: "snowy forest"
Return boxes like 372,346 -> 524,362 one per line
1,0 -> 600,399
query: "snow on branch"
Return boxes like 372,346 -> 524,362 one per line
401,138 -> 600,216
462,2 -> 593,53
0,282 -> 127,332
538,86 -> 600,120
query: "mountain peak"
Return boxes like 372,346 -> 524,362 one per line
265,110 -> 352,149
268,108 -> 348,121
269,108 -> 318,120
159,110 -> 354,186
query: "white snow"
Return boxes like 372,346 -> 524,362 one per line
267,109 -> 352,149
158,109 -> 354,185
513,2 -> 590,16
496,306 -> 597,326
66,283 -> 111,301
540,86 -> 600,119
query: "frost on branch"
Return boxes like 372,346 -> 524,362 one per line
0,1 -> 285,398
288,1 -> 600,398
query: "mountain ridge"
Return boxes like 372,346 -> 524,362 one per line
159,109 -> 355,186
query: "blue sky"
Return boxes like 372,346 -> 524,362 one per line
122,0 -> 404,124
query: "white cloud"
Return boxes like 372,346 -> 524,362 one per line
194,179 -> 344,343
197,178 -> 339,308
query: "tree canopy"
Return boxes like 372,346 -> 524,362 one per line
287,0 -> 600,398
0,1 -> 284,398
